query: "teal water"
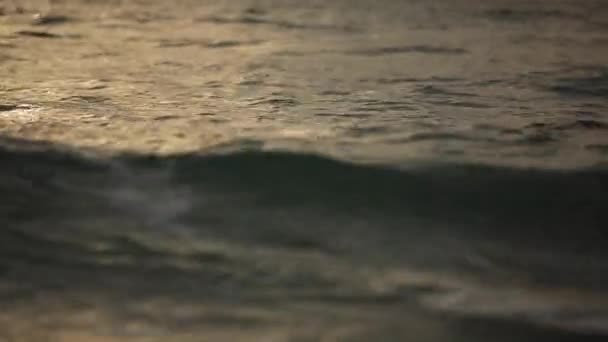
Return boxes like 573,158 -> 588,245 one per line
1,0 -> 607,340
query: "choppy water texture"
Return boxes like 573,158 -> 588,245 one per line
1,0 -> 608,341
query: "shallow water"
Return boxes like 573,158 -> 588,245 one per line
1,0 -> 607,341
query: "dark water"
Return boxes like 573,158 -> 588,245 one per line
1,138 -> 607,341
1,0 -> 608,341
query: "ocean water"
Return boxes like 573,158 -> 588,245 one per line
0,0 -> 607,341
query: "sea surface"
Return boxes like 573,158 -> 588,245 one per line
1,0 -> 607,341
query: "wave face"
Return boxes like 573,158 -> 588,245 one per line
1,143 -> 608,341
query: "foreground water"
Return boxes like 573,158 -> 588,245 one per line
1,0 -> 607,341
